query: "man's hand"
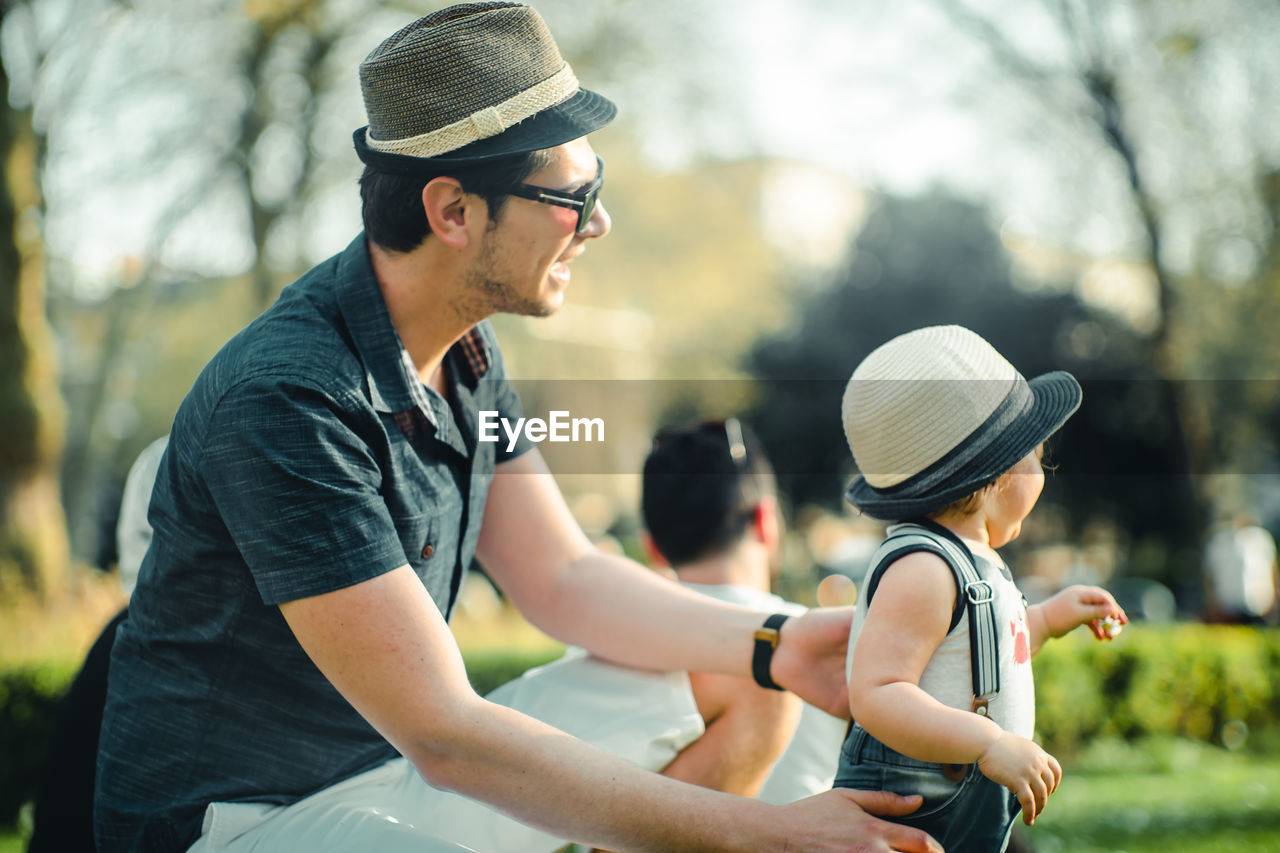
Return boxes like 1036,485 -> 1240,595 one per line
977,731 -> 1061,826
770,607 -> 854,718
775,789 -> 943,852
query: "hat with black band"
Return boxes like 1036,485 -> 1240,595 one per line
354,1 -> 616,171
842,325 -> 1082,522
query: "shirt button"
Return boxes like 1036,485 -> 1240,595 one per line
421,544 -> 434,559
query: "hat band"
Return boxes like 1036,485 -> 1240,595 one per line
366,64 -> 579,159
867,378 -> 1034,500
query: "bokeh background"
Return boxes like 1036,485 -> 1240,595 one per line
2,1 -> 1280,850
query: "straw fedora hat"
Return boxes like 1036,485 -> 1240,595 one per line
354,2 -> 616,170
842,325 -> 1081,521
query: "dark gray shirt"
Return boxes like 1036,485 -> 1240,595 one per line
96,235 -> 531,852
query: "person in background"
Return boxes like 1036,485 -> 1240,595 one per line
641,418 -> 848,803
26,436 -> 165,852
1203,515 -> 1279,625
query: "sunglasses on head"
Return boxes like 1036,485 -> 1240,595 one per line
652,418 -> 748,468
508,155 -> 604,234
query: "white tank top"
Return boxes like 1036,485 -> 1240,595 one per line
845,525 -> 1036,738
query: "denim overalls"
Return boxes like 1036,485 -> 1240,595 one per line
835,723 -> 1021,852
834,521 -> 1025,853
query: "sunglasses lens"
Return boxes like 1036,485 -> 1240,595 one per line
577,191 -> 597,233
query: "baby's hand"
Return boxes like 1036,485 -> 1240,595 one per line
978,731 -> 1062,825
1095,615 -> 1124,639
1041,585 -> 1128,641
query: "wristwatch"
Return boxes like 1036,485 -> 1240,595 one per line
751,613 -> 790,691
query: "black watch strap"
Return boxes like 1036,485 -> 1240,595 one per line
751,613 -> 790,691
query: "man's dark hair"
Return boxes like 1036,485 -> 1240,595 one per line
360,148 -> 554,252
642,421 -> 777,566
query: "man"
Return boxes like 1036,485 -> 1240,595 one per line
641,419 -> 848,804
94,4 -> 940,852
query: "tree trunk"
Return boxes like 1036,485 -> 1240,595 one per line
0,10 -> 70,600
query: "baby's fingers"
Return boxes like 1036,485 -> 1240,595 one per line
1016,770 -> 1054,826
1015,782 -> 1037,826
1040,762 -> 1060,800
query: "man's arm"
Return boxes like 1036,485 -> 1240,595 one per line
662,671 -> 802,797
475,451 -> 850,715
280,565 -> 941,852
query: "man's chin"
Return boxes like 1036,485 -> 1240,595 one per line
534,294 -> 565,317
531,283 -> 567,317
509,292 -> 563,319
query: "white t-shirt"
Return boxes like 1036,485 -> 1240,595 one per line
116,436 -> 169,596
687,584 -> 847,804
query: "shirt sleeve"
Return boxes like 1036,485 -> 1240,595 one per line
199,378 -> 409,605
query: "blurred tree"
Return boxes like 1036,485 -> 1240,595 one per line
1179,168 -> 1280,523
52,0 -> 362,558
0,0 -> 70,598
915,0 -> 1280,545
747,192 -> 1202,587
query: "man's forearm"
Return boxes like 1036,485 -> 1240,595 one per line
405,694 -> 781,852
282,565 -> 779,851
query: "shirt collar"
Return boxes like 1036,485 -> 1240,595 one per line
335,235 -> 494,427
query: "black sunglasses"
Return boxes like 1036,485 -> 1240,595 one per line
508,155 -> 604,234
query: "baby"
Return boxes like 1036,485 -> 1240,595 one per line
834,325 -> 1128,852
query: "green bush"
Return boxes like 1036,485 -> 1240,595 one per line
1034,624 -> 1280,757
2,627 -> 1276,827
0,649 -> 561,825
0,662 -> 78,825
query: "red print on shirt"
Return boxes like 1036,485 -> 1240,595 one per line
1011,619 -> 1030,664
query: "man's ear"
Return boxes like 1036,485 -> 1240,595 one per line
641,531 -> 670,568
753,496 -> 780,551
421,177 -> 478,249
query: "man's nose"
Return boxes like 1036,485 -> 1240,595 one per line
583,199 -> 611,239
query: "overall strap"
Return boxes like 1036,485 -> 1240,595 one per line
862,520 -> 1001,711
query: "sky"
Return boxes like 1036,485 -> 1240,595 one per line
18,0 -> 1280,300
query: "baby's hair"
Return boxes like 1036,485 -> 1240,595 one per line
929,482 -> 999,519
926,443 -> 1052,521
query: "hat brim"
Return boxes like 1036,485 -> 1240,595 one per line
354,87 -> 617,172
844,371 -> 1082,521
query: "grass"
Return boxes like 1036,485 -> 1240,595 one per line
1023,737 -> 1280,852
